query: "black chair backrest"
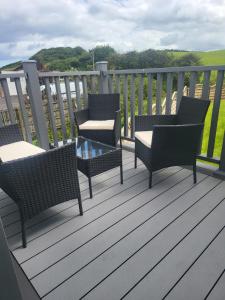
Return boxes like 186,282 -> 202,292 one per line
177,96 -> 210,124
151,124 -> 204,171
0,124 -> 23,146
88,94 -> 120,120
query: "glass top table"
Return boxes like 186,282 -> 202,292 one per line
55,136 -> 123,198
75,136 -> 123,198
76,136 -> 115,160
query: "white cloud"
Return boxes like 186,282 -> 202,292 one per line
0,0 -> 225,65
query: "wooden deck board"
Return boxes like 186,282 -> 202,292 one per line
26,169 -> 189,281
164,222 -> 225,300
206,270 -> 225,300
42,176 -> 219,300
0,150 -> 224,300
122,181 -> 225,300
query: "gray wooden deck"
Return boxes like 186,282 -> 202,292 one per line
1,150 -> 225,300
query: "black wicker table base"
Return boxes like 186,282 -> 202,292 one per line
76,136 -> 123,198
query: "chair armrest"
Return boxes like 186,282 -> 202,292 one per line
0,124 -> 23,146
135,115 -> 177,131
74,109 -> 89,126
114,110 -> 121,129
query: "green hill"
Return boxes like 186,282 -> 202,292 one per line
169,50 -> 225,66
1,47 -> 225,74
30,46 -> 88,70
0,61 -> 22,71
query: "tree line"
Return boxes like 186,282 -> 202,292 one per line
29,46 -> 201,71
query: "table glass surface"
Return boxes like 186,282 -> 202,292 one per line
76,136 -> 116,160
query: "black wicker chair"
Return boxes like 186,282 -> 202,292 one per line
74,93 -> 121,147
135,96 -> 210,188
0,124 -> 83,248
0,123 -> 23,146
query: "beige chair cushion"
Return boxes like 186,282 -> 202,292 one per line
135,131 -> 153,148
0,141 -> 45,162
79,120 -> 114,130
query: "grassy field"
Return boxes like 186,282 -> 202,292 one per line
170,50 -> 225,66
201,100 -> 225,158
169,50 -> 224,162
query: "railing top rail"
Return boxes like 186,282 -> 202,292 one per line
0,73 -> 25,79
38,70 -> 100,78
108,65 -> 225,75
1,64 -> 225,80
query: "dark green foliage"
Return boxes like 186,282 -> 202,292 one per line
138,49 -> 173,68
91,45 -> 116,62
109,51 -> 137,69
108,49 -> 173,70
30,46 -> 88,71
30,46 -> 86,64
28,45 -> 117,71
1,46 -> 201,72
172,53 -> 201,67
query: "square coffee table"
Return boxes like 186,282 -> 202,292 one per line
76,136 -> 123,198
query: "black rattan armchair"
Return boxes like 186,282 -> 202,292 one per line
75,93 -> 121,147
0,124 -> 83,248
135,96 -> 210,188
0,123 -> 23,146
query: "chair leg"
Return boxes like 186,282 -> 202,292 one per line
134,154 -> 137,169
149,171 -> 153,189
21,219 -> 26,248
120,137 -> 122,149
193,161 -> 197,184
77,194 -> 83,216
88,176 -> 93,198
120,163 -> 123,184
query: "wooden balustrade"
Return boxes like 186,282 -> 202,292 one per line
0,61 -> 224,176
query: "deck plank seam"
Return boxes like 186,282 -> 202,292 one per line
40,174 -> 212,298
204,267 -> 225,299
162,218 -> 225,299
18,167 -> 168,264
80,180 -> 223,300
29,170 -> 192,280
4,151 -> 134,300
120,184 -> 225,299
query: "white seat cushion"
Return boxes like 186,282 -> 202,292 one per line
135,131 -> 153,148
79,120 -> 114,130
0,141 -> 45,162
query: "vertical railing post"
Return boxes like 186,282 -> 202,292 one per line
0,218 -> 23,300
207,70 -> 224,158
215,132 -> 225,179
95,61 -> 109,94
220,132 -> 225,172
22,60 -> 49,149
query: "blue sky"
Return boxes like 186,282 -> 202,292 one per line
0,0 -> 225,67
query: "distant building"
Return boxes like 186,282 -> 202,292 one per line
40,81 -> 83,100
0,70 -> 27,97
0,71 -> 27,111
0,70 -> 83,111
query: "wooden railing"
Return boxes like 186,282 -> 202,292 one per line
0,61 -> 224,177
0,71 -> 32,143
38,70 -> 100,146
